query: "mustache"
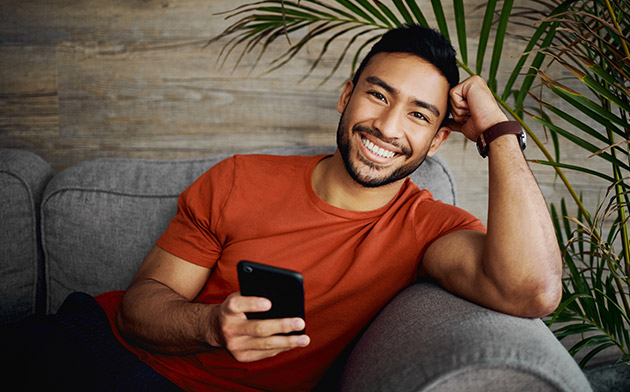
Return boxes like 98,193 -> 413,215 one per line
352,124 -> 412,157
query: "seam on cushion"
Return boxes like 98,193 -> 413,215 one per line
84,156 -> 232,165
41,183 -> 52,313
0,170 -> 39,318
430,157 -> 457,206
72,148 -> 327,167
42,187 -> 182,205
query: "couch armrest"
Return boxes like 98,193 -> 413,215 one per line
0,149 -> 54,323
340,282 -> 592,392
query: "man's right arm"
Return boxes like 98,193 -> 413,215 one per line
117,246 -> 310,362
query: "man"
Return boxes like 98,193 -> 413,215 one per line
2,25 -> 562,391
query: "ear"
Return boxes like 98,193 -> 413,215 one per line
337,80 -> 354,114
426,126 -> 452,157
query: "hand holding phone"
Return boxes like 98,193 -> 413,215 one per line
237,260 -> 306,335
211,291 -> 309,362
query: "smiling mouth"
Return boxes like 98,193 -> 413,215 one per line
361,137 -> 397,159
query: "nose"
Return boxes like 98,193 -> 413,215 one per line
372,105 -> 404,141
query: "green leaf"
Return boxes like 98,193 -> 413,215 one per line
552,322 -> 598,339
374,1 -> 402,27
403,0 -> 428,27
392,0 -> 414,25
580,73 -> 630,113
321,27 -> 382,85
569,334 -> 612,356
543,105 -> 614,147
560,199 -> 573,247
430,0 -> 450,42
266,21 -> 341,72
488,0 -> 514,90
547,83 -> 628,136
354,0 -> 392,27
547,293 -> 594,326
257,5 -> 331,20
453,0 -> 467,66
550,203 -> 564,245
579,342 -> 618,367
594,288 -> 630,324
475,0 -> 497,74
503,0 -> 574,103
586,62 -> 630,97
334,0 -> 375,23
350,34 -> 382,74
530,116 -> 630,173
301,24 -> 364,81
308,0 -> 358,20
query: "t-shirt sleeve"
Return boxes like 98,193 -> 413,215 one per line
416,199 -> 486,258
156,157 -> 236,268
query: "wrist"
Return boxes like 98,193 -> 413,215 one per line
205,304 -> 225,348
476,121 -> 526,158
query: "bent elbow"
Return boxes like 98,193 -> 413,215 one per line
517,277 -> 563,318
529,284 -> 562,318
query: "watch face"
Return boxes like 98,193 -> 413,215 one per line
519,131 -> 527,151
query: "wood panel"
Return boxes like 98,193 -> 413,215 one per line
0,0 -> 346,166
0,0 -> 617,227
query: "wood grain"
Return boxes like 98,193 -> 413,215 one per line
0,0 -> 617,227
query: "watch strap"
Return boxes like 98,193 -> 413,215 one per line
476,121 -> 524,158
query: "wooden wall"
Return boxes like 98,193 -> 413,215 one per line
0,0 -> 612,224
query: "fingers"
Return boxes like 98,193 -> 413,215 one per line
212,292 -> 310,362
448,75 -> 508,140
448,79 -> 472,128
242,317 -> 305,337
226,332 -> 311,363
223,293 -> 271,315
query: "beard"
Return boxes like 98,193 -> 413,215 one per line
336,112 -> 429,188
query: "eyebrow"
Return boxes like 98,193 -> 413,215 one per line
365,76 -> 441,118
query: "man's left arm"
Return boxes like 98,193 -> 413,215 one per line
420,75 -> 562,318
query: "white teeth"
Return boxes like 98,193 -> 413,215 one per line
362,138 -> 395,158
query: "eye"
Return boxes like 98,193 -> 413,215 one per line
412,111 -> 428,122
368,91 -> 386,102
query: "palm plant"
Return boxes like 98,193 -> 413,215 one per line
209,0 -> 629,366
530,0 -> 629,367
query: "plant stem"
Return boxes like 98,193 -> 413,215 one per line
604,0 -> 630,61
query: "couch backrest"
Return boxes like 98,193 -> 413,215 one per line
41,146 -> 457,313
0,149 -> 54,323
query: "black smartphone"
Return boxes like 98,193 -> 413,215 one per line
237,260 -> 305,335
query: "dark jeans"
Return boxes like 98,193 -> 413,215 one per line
0,292 -> 182,392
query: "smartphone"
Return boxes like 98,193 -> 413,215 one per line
237,260 -> 305,335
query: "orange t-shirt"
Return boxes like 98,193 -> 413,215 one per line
96,154 -> 485,391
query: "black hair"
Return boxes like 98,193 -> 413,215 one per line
351,25 -> 459,125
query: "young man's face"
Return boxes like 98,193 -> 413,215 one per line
336,52 -> 451,188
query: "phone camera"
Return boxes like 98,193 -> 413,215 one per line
243,265 -> 253,273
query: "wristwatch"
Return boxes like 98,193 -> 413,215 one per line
476,121 -> 526,158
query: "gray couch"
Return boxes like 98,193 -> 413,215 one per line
0,146 -> 593,391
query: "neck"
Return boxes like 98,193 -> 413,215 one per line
312,151 -> 404,212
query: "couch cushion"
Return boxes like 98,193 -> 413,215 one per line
41,146 -> 456,313
340,282 -> 592,391
0,149 -> 54,323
